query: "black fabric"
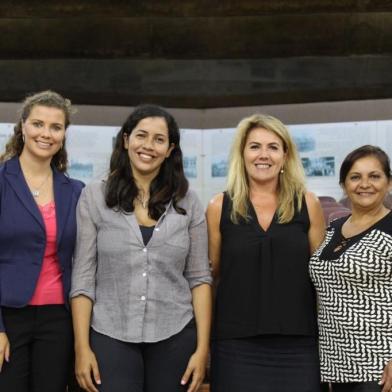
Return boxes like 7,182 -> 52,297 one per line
320,211 -> 392,261
90,319 -> 197,392
210,335 -> 321,392
331,382 -> 381,392
0,305 -> 73,392
139,225 -> 155,246
213,193 -> 317,339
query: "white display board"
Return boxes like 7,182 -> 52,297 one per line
1,120 -> 391,205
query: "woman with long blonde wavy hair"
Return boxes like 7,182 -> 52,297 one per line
207,113 -> 325,392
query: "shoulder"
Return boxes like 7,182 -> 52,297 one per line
83,180 -> 105,195
177,188 -> 203,214
0,156 -> 18,178
304,191 -> 325,226
66,176 -> 85,193
304,191 -> 321,210
304,191 -> 323,216
207,192 -> 224,212
206,192 -> 224,221
328,215 -> 347,231
79,180 -> 106,204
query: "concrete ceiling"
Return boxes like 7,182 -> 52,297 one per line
1,1 -> 392,107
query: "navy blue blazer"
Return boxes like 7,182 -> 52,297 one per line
0,156 -> 84,331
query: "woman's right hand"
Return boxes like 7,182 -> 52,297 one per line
75,345 -> 101,392
0,332 -> 10,372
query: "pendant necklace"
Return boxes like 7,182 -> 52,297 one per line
29,171 -> 51,198
136,193 -> 149,209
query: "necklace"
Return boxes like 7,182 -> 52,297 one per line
28,171 -> 51,198
136,193 -> 149,209
333,236 -> 354,253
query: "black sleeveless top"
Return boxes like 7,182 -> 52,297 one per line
212,193 -> 318,339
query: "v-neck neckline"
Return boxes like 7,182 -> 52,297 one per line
248,200 -> 277,234
321,210 -> 392,260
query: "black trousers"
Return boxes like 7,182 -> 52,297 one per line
210,335 -> 321,392
90,320 -> 197,392
330,382 -> 381,391
0,305 -> 73,392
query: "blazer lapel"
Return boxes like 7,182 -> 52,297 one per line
5,157 -> 45,230
53,168 -> 73,246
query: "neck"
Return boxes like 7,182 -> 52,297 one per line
19,152 -> 52,177
249,178 -> 279,198
350,204 -> 389,223
133,174 -> 153,196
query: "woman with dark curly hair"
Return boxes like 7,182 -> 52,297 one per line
71,105 -> 212,392
0,90 -> 84,391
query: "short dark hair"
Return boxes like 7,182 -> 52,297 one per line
339,145 -> 391,185
105,104 -> 189,219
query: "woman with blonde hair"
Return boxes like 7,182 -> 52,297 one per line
207,114 -> 325,391
0,90 -> 84,391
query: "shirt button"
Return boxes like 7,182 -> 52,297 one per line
154,227 -> 160,232
141,296 -> 146,301
142,272 -> 147,277
142,248 -> 147,252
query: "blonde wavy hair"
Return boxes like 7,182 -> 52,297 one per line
227,114 -> 306,224
0,90 -> 73,172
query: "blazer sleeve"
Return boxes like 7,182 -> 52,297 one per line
69,185 -> 98,301
0,309 -> 4,332
0,174 -> 4,332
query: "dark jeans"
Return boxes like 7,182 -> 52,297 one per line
331,382 -> 381,391
90,319 -> 197,392
0,305 -> 73,392
211,335 -> 321,392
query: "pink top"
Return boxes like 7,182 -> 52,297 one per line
29,201 -> 64,305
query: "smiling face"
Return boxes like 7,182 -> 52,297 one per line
124,116 -> 174,180
243,127 -> 286,187
21,105 -> 66,163
343,155 -> 391,211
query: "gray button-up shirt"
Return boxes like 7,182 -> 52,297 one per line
70,181 -> 212,343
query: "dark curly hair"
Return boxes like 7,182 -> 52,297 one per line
0,90 -> 73,172
105,104 -> 189,219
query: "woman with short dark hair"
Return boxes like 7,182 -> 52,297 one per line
310,145 -> 392,392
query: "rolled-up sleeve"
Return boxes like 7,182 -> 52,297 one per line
184,192 -> 213,289
70,186 -> 98,301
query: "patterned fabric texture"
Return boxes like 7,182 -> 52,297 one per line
309,215 -> 392,382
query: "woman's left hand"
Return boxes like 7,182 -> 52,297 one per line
181,349 -> 208,392
380,360 -> 392,392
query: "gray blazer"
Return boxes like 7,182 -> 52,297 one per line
70,181 -> 212,343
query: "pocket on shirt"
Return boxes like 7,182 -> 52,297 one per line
163,214 -> 189,250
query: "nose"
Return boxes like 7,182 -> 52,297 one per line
142,137 -> 154,150
258,147 -> 269,159
359,178 -> 370,188
41,125 -> 51,138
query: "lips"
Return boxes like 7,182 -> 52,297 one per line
255,163 -> 271,169
357,192 -> 374,196
137,152 -> 155,162
36,141 -> 52,149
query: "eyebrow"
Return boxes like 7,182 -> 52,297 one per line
135,128 -> 167,137
349,170 -> 382,175
247,141 -> 280,146
29,118 -> 64,127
